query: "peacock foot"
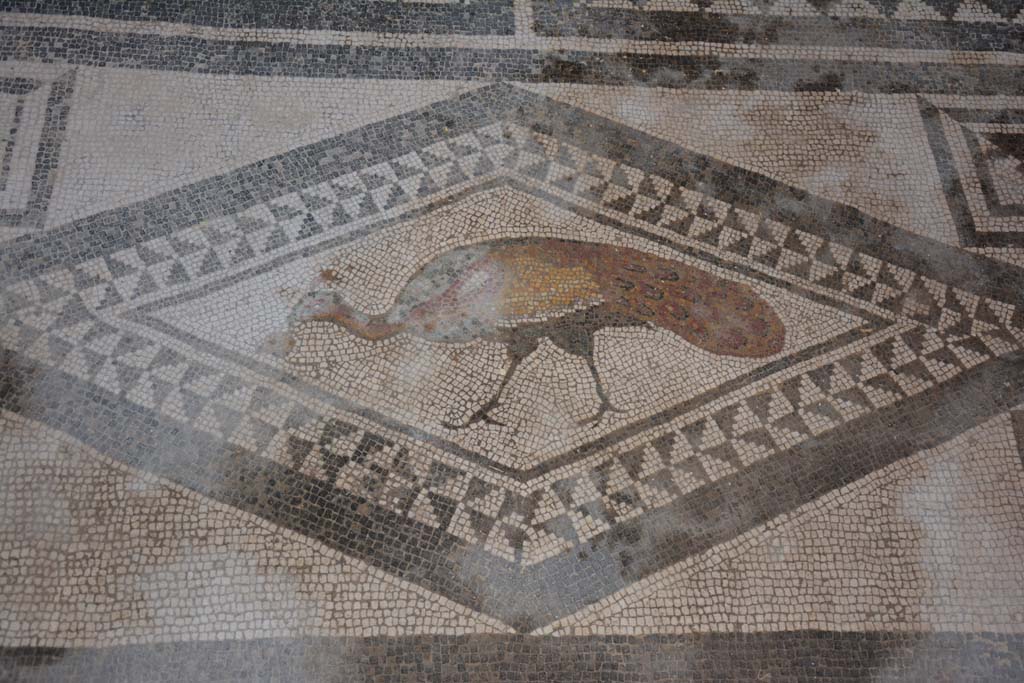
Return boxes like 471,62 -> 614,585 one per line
577,398 -> 625,427
442,402 -> 507,430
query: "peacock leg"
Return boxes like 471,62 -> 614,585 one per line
577,353 -> 625,427
442,336 -> 537,429
545,320 -> 625,426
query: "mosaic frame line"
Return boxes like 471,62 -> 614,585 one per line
0,67 -> 73,233
2,632 -> 1023,681
1014,407 -> 1024,467
0,0 -> 517,36
2,25 -> 1024,98
6,0 -> 1023,50
531,1 -> 1024,52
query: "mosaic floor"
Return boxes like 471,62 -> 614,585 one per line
1,1 -> 1024,681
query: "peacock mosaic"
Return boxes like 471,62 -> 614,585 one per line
2,6 -> 1024,674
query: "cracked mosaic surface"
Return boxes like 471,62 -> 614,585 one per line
1,1 -> 1023,680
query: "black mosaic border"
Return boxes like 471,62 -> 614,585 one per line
8,84 -> 1023,307
0,68 -> 74,231
0,75 -> 35,96
532,1 -> 1024,53
3,25 -> 1024,98
0,1 -> 516,36
919,99 -> 1024,247
3,342 -> 1022,631
3,632 -> 1023,681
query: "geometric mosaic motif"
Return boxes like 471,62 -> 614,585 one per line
0,69 -> 73,241
920,98 -> 1024,247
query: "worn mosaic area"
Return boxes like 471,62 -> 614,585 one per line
1,2 -> 1024,681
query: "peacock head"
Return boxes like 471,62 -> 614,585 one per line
289,290 -> 405,341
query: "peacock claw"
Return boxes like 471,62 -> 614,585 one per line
442,405 -> 506,430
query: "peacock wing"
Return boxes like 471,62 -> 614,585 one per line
598,247 -> 786,358
491,241 -> 606,325
385,240 -> 606,340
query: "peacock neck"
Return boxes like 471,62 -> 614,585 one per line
312,305 -> 404,341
